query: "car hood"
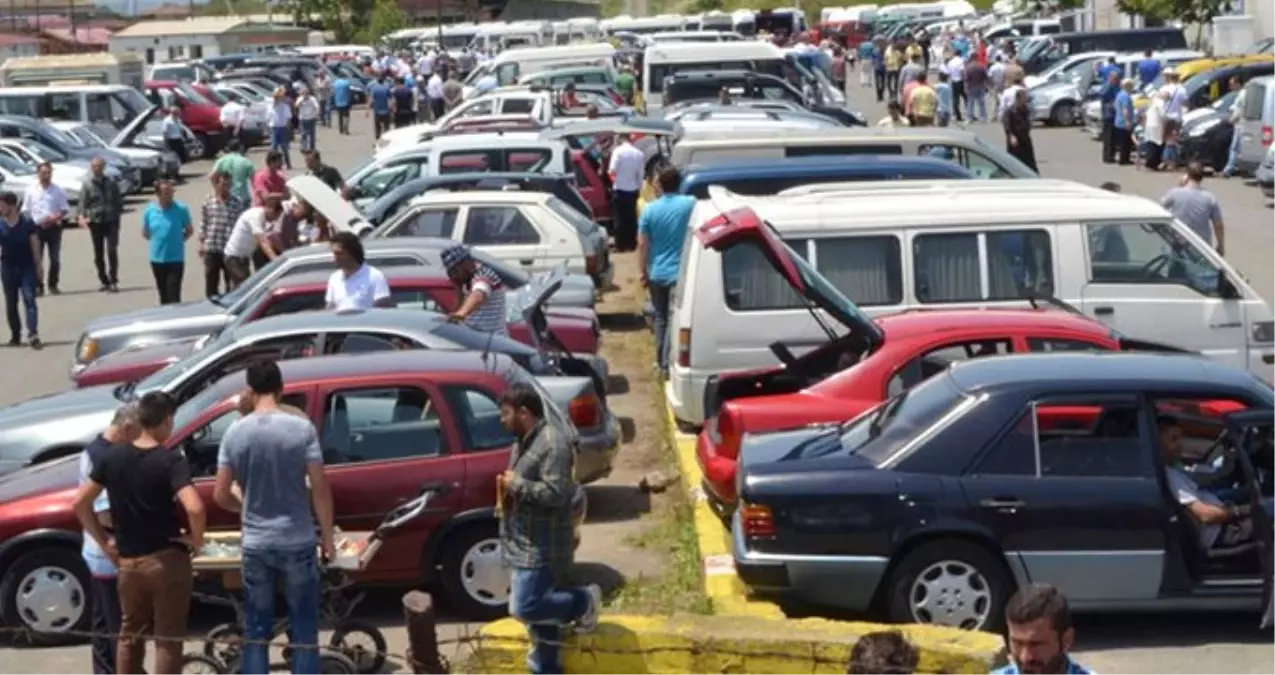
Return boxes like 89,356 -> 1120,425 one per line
0,453 -> 81,503
1030,80 -> 1080,100
525,268 -> 595,309
698,186 -> 885,348
517,266 -> 568,358
84,297 -> 226,337
289,174 -> 374,236
76,339 -> 197,385
110,105 -> 161,148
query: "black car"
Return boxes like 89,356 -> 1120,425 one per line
732,352 -> 1273,631
662,70 -> 866,126
1182,61 -> 1275,111
1180,90 -> 1242,171
361,172 -> 591,227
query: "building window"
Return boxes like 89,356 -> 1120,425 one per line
145,48 -> 155,65
190,45 -> 203,60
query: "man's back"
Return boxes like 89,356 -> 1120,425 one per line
218,412 -> 321,550
92,443 -> 190,557
639,194 -> 694,284
1161,185 -> 1220,243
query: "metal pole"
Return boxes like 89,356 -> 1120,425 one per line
437,1 -> 444,48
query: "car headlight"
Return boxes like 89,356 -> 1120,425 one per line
78,336 -> 99,362
1253,321 -> 1274,343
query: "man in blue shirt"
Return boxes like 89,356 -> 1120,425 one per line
1096,56 -> 1121,88
331,74 -> 353,135
1098,70 -> 1121,164
1113,78 -> 1136,166
1136,48 -> 1162,87
992,584 -> 1092,674
0,191 -> 42,349
368,75 -> 393,140
79,403 -> 140,674
141,180 -> 193,305
870,41 -> 886,102
638,166 -> 695,378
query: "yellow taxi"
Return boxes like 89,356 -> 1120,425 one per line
1134,53 -> 1275,109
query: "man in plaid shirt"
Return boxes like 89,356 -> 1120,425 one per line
497,383 -> 600,674
198,171 -> 246,299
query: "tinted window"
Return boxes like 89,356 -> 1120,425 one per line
499,98 -> 536,114
321,387 -> 447,463
1085,221 -> 1220,296
394,208 -> 458,238
973,400 -> 1149,478
1242,81 -> 1266,120
887,339 -> 1013,397
914,230 -> 1053,303
326,332 -> 414,354
841,374 -> 970,467
650,61 -> 759,93
972,409 -> 1037,476
443,385 -> 515,450
786,144 -> 903,158
464,206 -> 541,244
814,236 -> 902,307
359,163 -> 419,200
721,239 -> 809,311
988,230 -> 1053,299
457,99 -> 496,117
259,293 -> 325,318
183,393 -> 309,477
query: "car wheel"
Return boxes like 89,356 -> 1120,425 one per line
1050,101 -> 1076,127
436,523 -> 509,621
885,539 -> 1012,632
0,547 -> 92,645
190,133 -> 208,160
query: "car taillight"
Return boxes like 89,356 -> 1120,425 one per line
585,253 -> 598,275
568,392 -> 602,428
716,406 -> 744,459
677,328 -> 691,368
1262,125 -> 1272,147
739,502 -> 776,539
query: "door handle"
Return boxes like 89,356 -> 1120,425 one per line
350,433 -> 363,444
979,498 -> 1025,509
1093,306 -> 1114,316
519,258 -> 534,266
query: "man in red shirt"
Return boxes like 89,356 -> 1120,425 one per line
252,150 -> 288,207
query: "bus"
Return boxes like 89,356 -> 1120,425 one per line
0,53 -> 145,89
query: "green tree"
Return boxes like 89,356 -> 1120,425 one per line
1116,0 -> 1234,48
357,0 -> 408,44
691,0 -> 725,12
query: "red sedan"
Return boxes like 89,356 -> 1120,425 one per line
72,267 -> 601,389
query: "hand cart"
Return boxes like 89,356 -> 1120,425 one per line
184,484 -> 451,674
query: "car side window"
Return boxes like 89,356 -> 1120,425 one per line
887,339 -> 1013,396
721,239 -> 810,311
395,208 -> 458,238
259,293 -> 326,319
458,99 -> 496,118
386,289 -> 440,311
972,399 -> 1150,478
1085,221 -> 1221,296
320,387 -> 447,464
500,98 -> 536,114
443,385 -> 516,451
464,206 -> 541,245
496,64 -> 521,86
1027,338 -> 1107,352
325,331 -> 416,354
185,393 -> 308,477
913,230 -> 1053,303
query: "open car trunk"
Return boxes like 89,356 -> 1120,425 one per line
520,267 -> 608,404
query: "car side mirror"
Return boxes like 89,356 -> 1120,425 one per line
1219,274 -> 1242,300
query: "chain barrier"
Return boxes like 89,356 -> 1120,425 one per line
0,620 -> 890,672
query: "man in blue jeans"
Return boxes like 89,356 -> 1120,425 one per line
215,361 -> 335,675
638,166 -> 695,378
0,191 -> 42,349
499,384 -> 601,675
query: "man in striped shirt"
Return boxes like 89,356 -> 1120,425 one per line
440,244 -> 507,335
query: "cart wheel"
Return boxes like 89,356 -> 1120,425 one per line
202,622 -> 242,665
321,651 -> 360,674
181,652 -> 227,674
330,619 -> 388,673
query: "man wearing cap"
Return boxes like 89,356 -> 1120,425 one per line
440,244 -> 508,335
0,190 -> 42,349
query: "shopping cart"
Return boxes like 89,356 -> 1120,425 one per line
184,483 -> 452,674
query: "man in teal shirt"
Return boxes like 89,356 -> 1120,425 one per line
212,140 -> 256,205
141,180 -> 193,305
637,166 -> 695,378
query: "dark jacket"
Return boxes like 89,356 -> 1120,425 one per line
77,174 -> 123,224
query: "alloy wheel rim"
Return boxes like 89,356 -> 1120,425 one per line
908,560 -> 991,629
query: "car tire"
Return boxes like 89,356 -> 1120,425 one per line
190,132 -> 209,160
329,619 -> 387,674
1050,101 -> 1076,127
884,539 -> 1012,632
436,523 -> 510,621
0,547 -> 92,646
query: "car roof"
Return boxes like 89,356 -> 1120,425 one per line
428,131 -> 552,150
408,190 -> 552,207
875,308 -> 1113,338
270,265 -> 446,290
232,307 -> 443,341
677,125 -> 989,146
948,352 -> 1264,395
683,155 -> 972,181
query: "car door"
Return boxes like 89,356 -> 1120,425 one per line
1225,411 -> 1274,627
315,378 -> 466,580
1080,220 -> 1247,370
959,394 -> 1168,604
571,152 -> 610,223
456,204 -> 551,274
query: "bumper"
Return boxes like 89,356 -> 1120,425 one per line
666,364 -> 708,427
575,411 -> 621,484
695,428 -> 738,505
731,510 -> 888,610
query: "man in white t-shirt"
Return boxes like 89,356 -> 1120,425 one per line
1158,416 -> 1254,551
608,133 -> 645,252
325,232 -> 392,311
223,197 -> 284,289
219,97 -> 246,148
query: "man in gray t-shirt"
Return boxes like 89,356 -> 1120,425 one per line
214,361 -> 334,675
1161,163 -> 1225,254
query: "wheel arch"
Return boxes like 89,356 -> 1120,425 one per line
418,507 -> 498,582
872,525 -> 1022,610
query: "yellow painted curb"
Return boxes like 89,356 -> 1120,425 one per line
469,614 -> 1006,674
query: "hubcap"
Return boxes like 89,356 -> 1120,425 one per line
459,538 -> 509,607
189,137 -> 205,159
1057,104 -> 1074,125
909,560 -> 991,629
14,565 -> 85,633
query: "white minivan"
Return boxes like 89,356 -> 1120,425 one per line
463,44 -> 618,96
642,41 -> 789,110
665,180 -> 1274,426
1235,75 -> 1273,174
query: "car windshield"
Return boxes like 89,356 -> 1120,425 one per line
544,195 -> 597,238
838,374 -> 970,467
176,83 -> 211,106
24,140 -> 69,162
0,154 -> 34,175
67,126 -> 106,148
199,86 -> 228,106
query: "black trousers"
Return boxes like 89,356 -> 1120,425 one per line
612,190 -> 639,252
1114,126 -> 1134,165
90,576 -> 122,674
395,112 -> 416,128
874,70 -> 886,101
374,113 -> 392,139
88,220 -> 119,287
203,251 -> 229,298
165,137 -> 188,165
430,97 -> 446,120
885,70 -> 900,100
1101,118 -> 1116,163
150,261 -> 183,305
37,225 -> 61,291
336,105 -> 351,134
951,81 -> 966,121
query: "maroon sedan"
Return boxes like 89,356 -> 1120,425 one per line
72,267 -> 602,389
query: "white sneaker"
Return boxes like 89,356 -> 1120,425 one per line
574,584 -> 602,634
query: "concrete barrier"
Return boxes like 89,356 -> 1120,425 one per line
468,614 -> 1006,674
